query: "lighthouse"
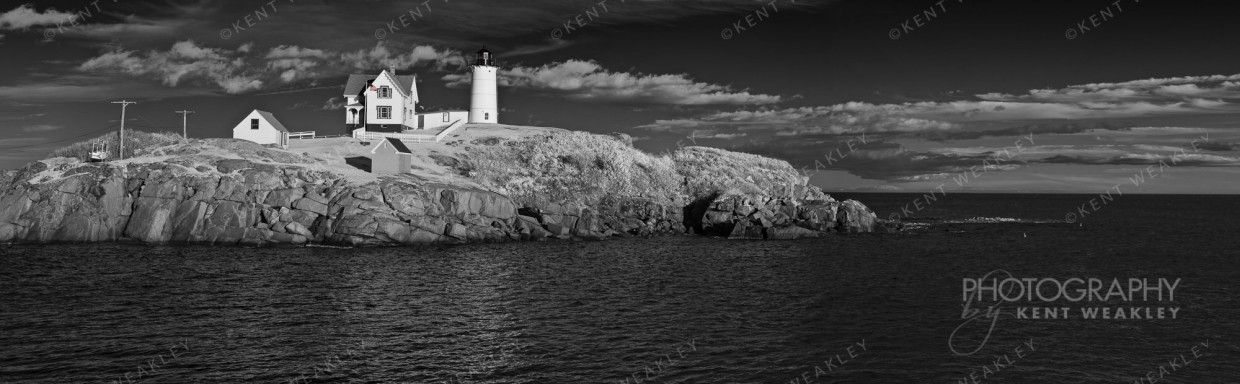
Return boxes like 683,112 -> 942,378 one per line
468,48 -> 498,124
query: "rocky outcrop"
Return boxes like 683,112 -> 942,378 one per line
694,193 -> 900,240
0,158 -> 684,246
0,147 -> 897,246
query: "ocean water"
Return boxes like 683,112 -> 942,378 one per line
1,194 -> 1238,383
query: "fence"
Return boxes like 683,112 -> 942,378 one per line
352,119 -> 467,143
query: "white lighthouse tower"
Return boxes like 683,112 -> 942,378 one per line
468,48 -> 498,124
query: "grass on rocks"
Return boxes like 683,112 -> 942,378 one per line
464,131 -> 814,207
47,131 -> 185,162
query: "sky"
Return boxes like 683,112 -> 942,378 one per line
2,0 -> 1239,193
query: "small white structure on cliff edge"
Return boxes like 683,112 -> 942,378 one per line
232,109 -> 289,149
340,47 -> 499,138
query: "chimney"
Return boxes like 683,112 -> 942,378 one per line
389,65 -> 396,75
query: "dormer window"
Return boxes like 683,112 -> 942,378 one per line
378,86 -> 391,98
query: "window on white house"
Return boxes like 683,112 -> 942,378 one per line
443,112 -> 449,122
378,86 -> 391,98
378,107 -> 391,119
251,119 -> 259,129
485,112 -> 490,121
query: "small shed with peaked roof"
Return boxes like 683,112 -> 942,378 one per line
370,137 -> 412,174
232,109 -> 290,149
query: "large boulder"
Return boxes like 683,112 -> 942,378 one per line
836,200 -> 877,233
697,193 -> 888,238
727,220 -> 764,240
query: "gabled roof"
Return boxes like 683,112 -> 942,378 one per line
371,137 -> 412,154
381,71 -> 415,99
343,74 -> 372,96
342,72 -> 417,99
252,110 -> 289,133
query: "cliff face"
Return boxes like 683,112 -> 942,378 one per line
0,158 -> 686,246
0,134 -> 891,246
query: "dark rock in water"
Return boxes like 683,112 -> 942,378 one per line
836,200 -> 877,233
445,223 -> 469,239
728,220 -> 764,240
698,193 -> 885,239
766,225 -> 821,240
545,223 -> 570,237
757,216 -> 774,228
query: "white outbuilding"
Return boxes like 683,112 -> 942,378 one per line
232,109 -> 290,149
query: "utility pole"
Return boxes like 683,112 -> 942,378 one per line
111,100 -> 136,160
175,110 -> 195,140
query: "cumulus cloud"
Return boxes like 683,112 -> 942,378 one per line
79,40 -> 264,94
443,60 -> 781,105
0,4 -> 77,30
638,73 -> 1240,140
76,40 -> 464,95
322,97 -> 346,110
338,44 -> 464,72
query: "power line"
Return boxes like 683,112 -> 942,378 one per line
111,100 -> 137,160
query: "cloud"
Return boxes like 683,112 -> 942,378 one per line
0,4 -> 77,30
638,73 -> 1240,140
338,43 -> 464,71
20,124 -> 61,132
322,97 -> 346,110
820,99 -> 1234,122
444,60 -> 780,105
1039,152 -> 1240,166
79,40 -> 264,94
689,130 -> 748,139
57,17 -> 186,41
727,136 -> 1038,181
977,73 -> 1240,103
266,45 -> 329,59
913,122 -> 1134,141
505,39 -> 576,57
639,106 -> 957,135
1195,141 -> 1239,151
75,40 -> 464,95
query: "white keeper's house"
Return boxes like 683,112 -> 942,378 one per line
342,47 -> 499,139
